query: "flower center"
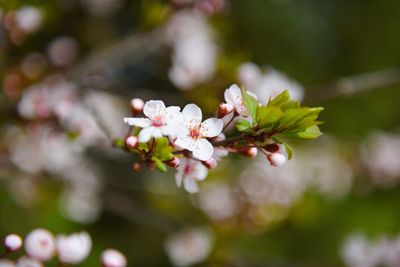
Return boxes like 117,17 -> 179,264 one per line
151,116 -> 164,127
188,127 -> 201,139
184,163 -> 195,175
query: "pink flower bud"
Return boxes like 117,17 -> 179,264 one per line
217,103 -> 233,118
24,229 -> 55,261
202,158 -> 217,169
4,234 -> 22,251
56,232 -> 91,264
125,136 -> 138,149
166,157 -> 180,168
244,147 -> 258,158
101,249 -> 127,267
130,98 -> 144,114
132,162 -> 141,172
267,153 -> 287,167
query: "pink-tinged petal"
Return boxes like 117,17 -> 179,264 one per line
200,118 -> 223,138
183,177 -> 199,193
182,104 -> 202,127
174,136 -> 196,151
193,163 -> 208,181
163,106 -> 182,124
151,127 -> 163,139
193,139 -> 214,161
175,171 -> 183,187
143,100 -> 165,119
138,127 -> 154,143
123,117 -> 150,128
224,84 -> 242,106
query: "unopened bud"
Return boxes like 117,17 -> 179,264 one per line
132,162 -> 141,172
166,156 -> 180,168
4,234 -> 22,252
202,158 -> 217,169
243,147 -> 258,158
267,153 -> 287,167
125,136 -> 138,149
217,103 -> 234,118
264,143 -> 280,153
130,98 -> 144,114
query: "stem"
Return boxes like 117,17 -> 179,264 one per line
211,134 -> 247,147
221,113 -> 236,131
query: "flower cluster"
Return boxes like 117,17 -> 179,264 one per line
120,84 -> 324,193
0,229 -> 126,267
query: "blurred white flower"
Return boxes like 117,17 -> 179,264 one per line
101,249 -> 127,267
165,227 -> 213,267
56,232 -> 91,264
237,62 -> 304,104
4,234 -> 22,252
175,159 -> 208,193
175,104 -> 223,161
15,6 -> 42,33
124,100 -> 183,143
16,257 -> 42,267
47,36 -> 78,67
24,229 -> 55,261
165,10 -> 218,89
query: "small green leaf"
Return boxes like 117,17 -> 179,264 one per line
153,137 -> 174,161
151,156 -> 167,172
241,88 -> 258,122
113,138 -> 125,149
267,90 -> 290,107
256,106 -> 284,129
236,119 -> 252,132
283,143 -> 293,160
281,125 -> 322,139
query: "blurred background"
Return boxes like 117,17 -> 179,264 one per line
1,0 -> 400,266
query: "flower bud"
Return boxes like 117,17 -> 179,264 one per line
132,162 -> 141,172
56,232 -> 91,264
264,143 -> 280,153
24,229 -> 55,261
267,153 -> 287,167
202,158 -> 217,169
125,136 -> 138,149
130,98 -> 144,114
101,249 -> 127,267
243,147 -> 258,158
166,157 -> 180,168
217,103 -> 233,118
4,234 -> 22,252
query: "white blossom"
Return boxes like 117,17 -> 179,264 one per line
165,228 -> 213,267
56,232 -> 91,264
224,84 -> 249,116
4,234 -> 22,251
24,229 -> 55,261
175,159 -> 208,193
101,249 -> 127,267
175,104 -> 223,161
16,257 -> 42,267
15,6 -> 42,33
124,100 -> 183,143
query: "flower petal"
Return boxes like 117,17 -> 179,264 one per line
183,177 -> 199,193
200,118 -> 223,138
224,84 -> 242,106
193,139 -> 214,161
143,100 -> 165,119
174,136 -> 196,151
138,127 -> 154,143
193,163 -> 208,181
175,171 -> 183,187
163,106 -> 182,124
123,117 -> 150,128
182,103 -> 202,127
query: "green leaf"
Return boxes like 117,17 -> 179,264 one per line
241,88 -> 258,123
283,143 -> 293,160
113,138 -> 125,149
256,106 -> 284,129
152,137 -> 174,161
138,142 -> 149,153
236,119 -> 252,132
280,125 -> 323,139
151,156 -> 167,172
278,107 -> 324,131
267,90 -> 290,107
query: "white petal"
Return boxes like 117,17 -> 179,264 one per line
174,136 -> 196,151
193,139 -> 214,161
123,117 -> 150,128
183,178 -> 199,193
163,106 -> 182,124
162,124 -> 187,139
138,127 -> 154,143
224,84 -> 242,106
193,164 -> 208,181
143,100 -> 165,119
200,118 -> 223,138
182,103 -> 202,126
175,170 -> 183,187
